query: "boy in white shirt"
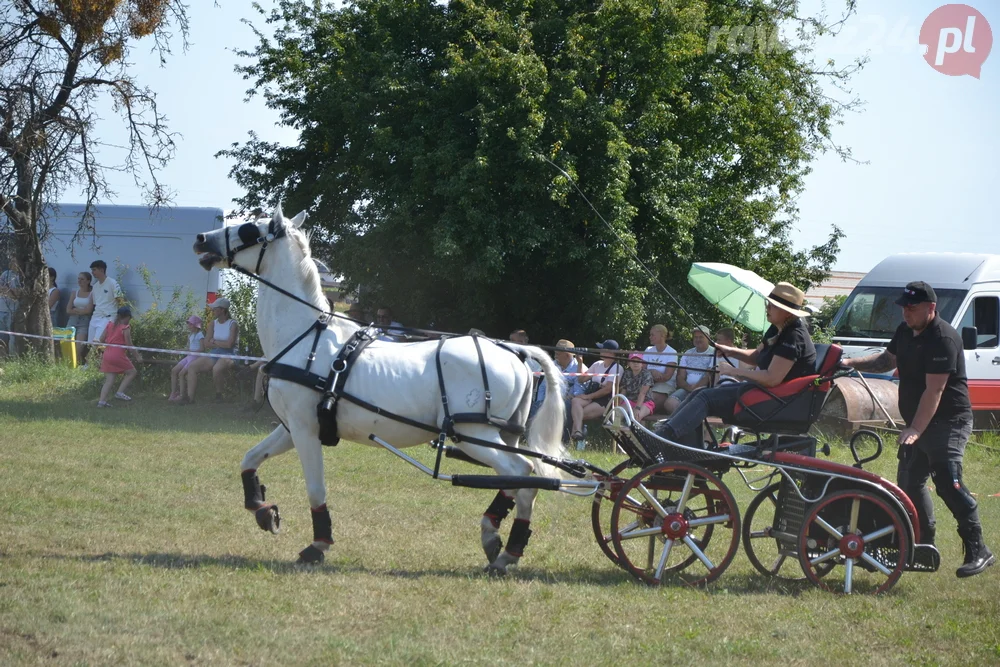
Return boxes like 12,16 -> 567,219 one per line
87,260 -> 121,347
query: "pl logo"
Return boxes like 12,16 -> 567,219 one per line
919,4 -> 992,78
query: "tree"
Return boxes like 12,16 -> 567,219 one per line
223,0 -> 857,346
0,0 -> 189,357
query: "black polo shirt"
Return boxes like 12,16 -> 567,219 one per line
757,317 -> 816,382
886,316 -> 972,425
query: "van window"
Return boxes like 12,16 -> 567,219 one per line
958,296 -> 999,348
833,287 -> 967,339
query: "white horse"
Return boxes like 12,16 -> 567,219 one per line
193,207 -> 567,574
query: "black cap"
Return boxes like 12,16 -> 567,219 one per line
895,281 -> 937,306
117,305 -> 132,317
595,339 -> 619,350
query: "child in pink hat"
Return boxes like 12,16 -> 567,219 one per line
169,315 -> 205,402
622,352 -> 655,421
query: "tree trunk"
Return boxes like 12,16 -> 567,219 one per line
10,232 -> 53,360
6,186 -> 53,360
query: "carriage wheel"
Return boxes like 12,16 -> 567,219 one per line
743,483 -> 808,580
797,489 -> 908,595
610,462 -> 739,587
743,483 -> 835,581
591,460 -> 636,566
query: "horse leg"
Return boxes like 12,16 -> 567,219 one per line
481,490 -> 516,564
477,426 -> 539,576
486,486 -> 538,576
240,425 -> 294,534
290,428 -> 333,565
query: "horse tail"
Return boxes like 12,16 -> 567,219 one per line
520,346 -> 568,478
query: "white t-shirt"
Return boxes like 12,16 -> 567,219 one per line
680,347 -> 715,385
188,331 -> 205,352
92,277 -> 120,318
588,360 -> 623,385
643,345 -> 677,381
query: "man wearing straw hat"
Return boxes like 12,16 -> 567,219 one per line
655,282 -> 816,448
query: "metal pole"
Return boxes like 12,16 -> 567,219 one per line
852,371 -> 899,430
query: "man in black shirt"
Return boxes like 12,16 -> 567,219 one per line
844,281 -> 994,578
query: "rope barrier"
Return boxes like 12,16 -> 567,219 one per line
0,329 -> 620,376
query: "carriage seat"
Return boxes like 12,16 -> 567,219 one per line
729,344 -> 844,433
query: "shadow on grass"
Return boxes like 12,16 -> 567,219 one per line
0,395 -> 277,436
49,551 -> 821,594
53,551 -> 635,587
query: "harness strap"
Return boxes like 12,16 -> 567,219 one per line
263,319 -> 327,376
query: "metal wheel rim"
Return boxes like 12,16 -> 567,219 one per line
610,461 -> 740,587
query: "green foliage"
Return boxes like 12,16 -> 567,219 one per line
813,294 -> 847,331
223,0 -> 848,345
119,264 -> 200,358
218,269 -> 263,358
809,294 -> 847,344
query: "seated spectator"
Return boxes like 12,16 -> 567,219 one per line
532,338 -> 582,418
66,271 -> 94,364
569,339 -> 623,449
643,324 -> 678,414
621,352 -> 655,421
714,327 -> 743,384
665,325 -> 716,412
169,316 -> 205,402
181,298 -> 239,404
376,306 -> 404,341
346,302 -> 366,323
510,329 -> 542,373
243,359 -> 269,412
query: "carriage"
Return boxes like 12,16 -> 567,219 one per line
380,341 -> 940,595
193,208 -> 939,595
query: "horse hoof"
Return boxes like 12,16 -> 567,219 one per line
297,544 -> 325,565
254,505 -> 281,534
484,564 -> 508,577
483,535 -> 503,565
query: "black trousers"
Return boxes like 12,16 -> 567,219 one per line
896,414 -> 979,544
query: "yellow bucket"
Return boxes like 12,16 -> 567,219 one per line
52,326 -> 77,368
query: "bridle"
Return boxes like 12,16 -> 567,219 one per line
221,217 -> 335,318
226,217 -> 287,276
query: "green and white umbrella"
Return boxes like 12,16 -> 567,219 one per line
687,262 -> 775,333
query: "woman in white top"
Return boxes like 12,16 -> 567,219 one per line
181,298 -> 240,404
65,272 -> 95,364
569,339 -> 623,445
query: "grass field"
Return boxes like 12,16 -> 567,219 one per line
1,360 -> 999,665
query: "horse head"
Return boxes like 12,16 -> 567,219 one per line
193,206 -> 308,274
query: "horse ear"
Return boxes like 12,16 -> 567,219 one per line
271,205 -> 284,226
289,211 -> 308,228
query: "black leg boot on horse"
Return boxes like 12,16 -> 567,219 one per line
242,469 -> 281,534
486,518 -> 532,576
481,490 -> 516,564
298,504 -> 334,565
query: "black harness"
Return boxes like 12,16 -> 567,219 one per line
220,217 -> 588,478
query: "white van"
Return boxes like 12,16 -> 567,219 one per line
831,253 -> 1000,420
7,204 -> 225,321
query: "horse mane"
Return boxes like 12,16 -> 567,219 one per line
283,222 -> 326,309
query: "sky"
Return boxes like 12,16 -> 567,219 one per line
83,0 -> 999,274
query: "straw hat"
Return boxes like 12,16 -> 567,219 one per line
766,282 -> 809,317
